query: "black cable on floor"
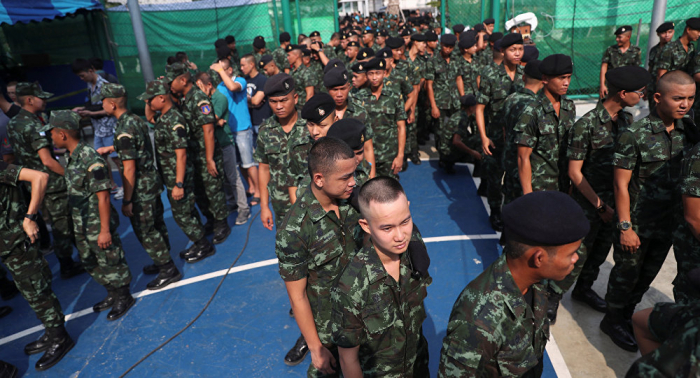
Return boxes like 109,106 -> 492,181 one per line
119,210 -> 261,377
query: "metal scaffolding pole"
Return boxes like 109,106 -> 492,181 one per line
281,0 -> 293,37
440,0 -> 446,34
646,0 -> 667,68
126,0 -> 154,83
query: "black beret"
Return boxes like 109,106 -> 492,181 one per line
614,25 -> 632,35
285,44 -> 302,52
358,47 -> 374,60
214,38 -> 227,48
522,45 -> 540,63
216,46 -> 231,60
483,18 -> 495,25
263,73 -> 295,97
224,35 -> 235,44
500,33 -> 524,48
324,67 -> 350,88
524,60 -> 543,80
377,29 -> 389,37
656,21 -> 675,33
347,41 -> 360,48
425,31 -> 438,41
327,118 -> 366,150
362,28 -> 376,35
441,33 -> 457,46
473,24 -> 485,32
341,33 -> 349,40
301,49 -> 312,57
460,94 -> 477,107
323,58 -> 346,74
301,93 -> 335,123
411,34 -> 426,42
494,38 -> 503,51
376,47 -> 392,59
458,33 -> 477,49
489,32 -> 504,43
400,29 -> 412,37
606,66 -> 652,91
453,24 -> 465,34
686,17 -> 700,31
387,36 -> 406,49
364,58 -> 386,72
502,191 -> 590,247
258,55 -> 274,70
310,30 -> 321,37
280,32 -> 291,43
253,36 -> 266,49
539,54 -> 573,76
351,62 -> 367,73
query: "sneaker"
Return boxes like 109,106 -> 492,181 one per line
113,187 -> 124,200
235,209 -> 252,225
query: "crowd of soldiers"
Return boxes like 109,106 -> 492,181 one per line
1,8 -> 700,377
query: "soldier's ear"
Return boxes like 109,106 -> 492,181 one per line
530,247 -> 547,268
358,218 -> 371,235
312,172 -> 324,187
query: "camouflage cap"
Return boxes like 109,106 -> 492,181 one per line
137,79 -> 170,101
101,83 -> 127,99
15,82 -> 53,99
40,110 -> 81,132
165,62 -> 189,82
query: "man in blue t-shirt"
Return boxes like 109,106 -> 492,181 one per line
240,54 -> 269,205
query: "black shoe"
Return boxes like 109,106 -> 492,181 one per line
284,335 -> 309,366
401,159 -> 409,172
35,327 -> 74,371
203,220 -> 214,236
477,181 -> 487,197
489,212 -> 503,232
289,308 -> 294,318
59,259 -> 85,280
24,331 -> 51,355
212,219 -> 231,245
571,284 -> 607,313
410,153 -> 421,165
146,261 -> 182,291
547,292 -> 563,325
179,242 -> 198,259
0,360 -> 18,378
107,287 -> 135,321
472,161 -> 482,178
600,313 -> 638,352
0,278 -> 19,301
185,238 -> 216,263
92,286 -> 116,312
0,306 -> 11,319
142,264 -> 159,275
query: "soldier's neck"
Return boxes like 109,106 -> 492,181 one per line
181,83 -> 193,96
602,97 -> 623,119
112,107 -> 127,120
311,185 -> 339,215
505,256 -> 539,295
278,111 -> 298,128
161,101 -> 173,115
66,139 -> 80,156
680,34 -> 691,48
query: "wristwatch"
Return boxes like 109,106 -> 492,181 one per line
25,213 -> 38,222
617,220 -> 632,231
175,182 -> 184,189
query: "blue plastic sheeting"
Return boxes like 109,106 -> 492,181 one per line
0,0 -> 102,25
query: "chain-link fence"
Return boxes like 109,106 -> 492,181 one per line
446,0 -> 700,96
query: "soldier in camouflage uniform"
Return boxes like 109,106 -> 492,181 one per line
340,41 -> 360,67
438,191 -> 589,378
599,25 -> 642,98
442,95 -> 482,167
456,33 -> 480,97
7,82 -> 84,279
47,110 -> 135,322
674,140 -> 700,304
287,44 -> 318,110
273,32 -> 292,73
99,83 -> 181,290
355,58 -> 407,179
327,118 -> 371,187
277,137 -> 359,378
405,33 -> 427,165
333,177 -> 431,378
646,21 -> 675,104
656,18 -> 700,80
602,71 -> 696,353
142,79 -> 215,265
0,162 -> 74,371
252,36 -> 267,66
550,67 -> 648,320
475,33 -> 524,230
166,62 -> 231,245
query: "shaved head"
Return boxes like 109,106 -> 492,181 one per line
657,70 -> 695,95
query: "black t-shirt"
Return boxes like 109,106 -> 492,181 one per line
245,73 -> 272,126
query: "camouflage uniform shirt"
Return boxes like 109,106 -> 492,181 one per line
290,63 -> 319,109
179,86 -> 217,153
114,112 -> 162,202
673,141 -> 700,303
657,39 -> 695,73
272,46 -> 291,71
502,88 -> 539,204
425,53 -> 461,110
476,62 -> 524,142
0,162 -> 27,253
601,44 -> 642,69
457,57 -> 480,96
356,87 -> 408,164
154,108 -> 194,190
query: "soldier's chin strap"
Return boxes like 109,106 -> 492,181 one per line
119,210 -> 261,378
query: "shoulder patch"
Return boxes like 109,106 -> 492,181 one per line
172,124 -> 185,131
200,104 -> 212,115
174,124 -> 187,138
116,133 -> 133,140
197,100 -> 210,107
88,163 -> 105,172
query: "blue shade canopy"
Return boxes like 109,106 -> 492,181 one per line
0,0 -> 103,25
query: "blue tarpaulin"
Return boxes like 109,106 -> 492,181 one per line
0,0 -> 103,25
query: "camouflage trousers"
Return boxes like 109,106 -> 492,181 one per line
167,188 -> 205,243
483,139 -> 504,213
1,238 -> 64,328
605,232 -> 672,312
672,237 -> 700,305
130,196 -> 172,266
375,161 -> 399,180
406,119 -> 418,157
502,163 -> 522,206
192,150 -> 229,222
72,204 -> 132,288
550,193 -> 615,294
44,190 -> 76,262
435,108 -> 456,161
271,196 -> 292,230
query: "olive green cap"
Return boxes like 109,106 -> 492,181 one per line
40,110 -> 81,132
137,79 -> 170,100
100,83 -> 127,99
16,82 -> 53,99
165,62 -> 188,82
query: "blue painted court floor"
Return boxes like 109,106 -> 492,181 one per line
0,161 -> 562,377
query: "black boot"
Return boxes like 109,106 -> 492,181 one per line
571,282 -> 607,313
59,258 -> 85,280
477,181 -> 487,197
24,329 -> 52,355
547,290 -> 563,325
185,238 -> 216,263
212,219 -> 231,245
203,220 -> 215,236
179,242 -> 198,259
146,261 -> 182,290
410,152 -> 421,165
489,210 -> 503,232
107,286 -> 135,321
0,306 -> 12,319
35,326 -> 74,371
472,160 -> 482,178
142,264 -> 159,275
0,360 -> 18,378
600,310 -> 638,352
284,335 -> 309,366
92,285 -> 116,312
0,277 -> 18,301
401,157 -> 409,172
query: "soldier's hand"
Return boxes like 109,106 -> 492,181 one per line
407,109 -> 415,124
206,159 -> 219,177
599,204 -> 615,223
187,61 -> 198,70
599,84 -> 608,100
310,345 -> 337,375
430,106 -> 440,119
98,231 -> 112,249
122,203 -> 134,217
469,150 -> 483,161
260,207 -> 274,231
96,146 -> 114,155
481,137 -> 495,156
172,186 -> 184,201
210,62 -> 223,73
620,228 -> 641,253
23,218 -> 39,244
391,155 -> 404,174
